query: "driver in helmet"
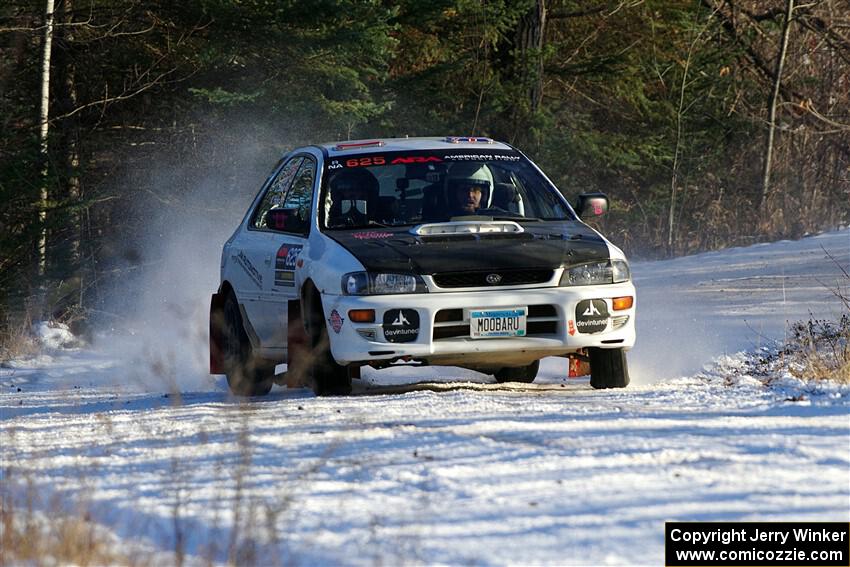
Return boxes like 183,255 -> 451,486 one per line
446,163 -> 492,218
328,168 -> 375,227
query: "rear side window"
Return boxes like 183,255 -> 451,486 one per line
252,157 -> 303,229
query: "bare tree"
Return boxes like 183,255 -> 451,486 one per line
760,0 -> 796,222
667,4 -> 719,254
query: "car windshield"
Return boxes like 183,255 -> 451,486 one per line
321,149 -> 576,229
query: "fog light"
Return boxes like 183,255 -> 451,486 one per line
356,328 -> 377,341
612,296 -> 633,311
348,309 -> 375,323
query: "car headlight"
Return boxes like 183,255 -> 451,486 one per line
560,260 -> 630,286
611,259 -> 630,283
342,272 -> 428,295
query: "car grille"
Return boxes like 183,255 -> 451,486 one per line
432,269 -> 553,288
432,304 -> 559,341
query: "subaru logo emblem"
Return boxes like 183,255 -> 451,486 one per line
485,273 -> 502,285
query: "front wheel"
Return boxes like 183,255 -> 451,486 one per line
304,293 -> 351,396
309,325 -> 352,396
222,292 -> 274,397
494,360 -> 540,384
589,347 -> 630,389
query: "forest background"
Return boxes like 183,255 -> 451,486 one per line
1,0 -> 848,340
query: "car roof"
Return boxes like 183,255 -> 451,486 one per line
315,136 -> 515,157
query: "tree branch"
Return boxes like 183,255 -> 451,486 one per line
795,13 -> 850,64
737,6 -> 785,22
701,0 -> 805,101
548,7 -> 606,20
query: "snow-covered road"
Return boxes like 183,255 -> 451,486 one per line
2,229 -> 849,565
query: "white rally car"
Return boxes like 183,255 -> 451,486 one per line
210,137 -> 636,396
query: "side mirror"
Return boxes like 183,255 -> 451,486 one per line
266,208 -> 306,233
575,193 -> 609,218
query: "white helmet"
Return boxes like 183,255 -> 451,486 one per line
446,162 -> 493,208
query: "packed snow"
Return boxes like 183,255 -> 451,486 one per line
1,229 -> 848,565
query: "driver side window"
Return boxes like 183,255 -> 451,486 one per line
251,157 -> 303,229
280,157 -> 317,234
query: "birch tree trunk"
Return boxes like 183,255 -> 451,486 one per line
759,0 -> 795,223
38,0 -> 55,278
666,44 -> 693,254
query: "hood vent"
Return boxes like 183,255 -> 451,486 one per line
410,221 -> 524,237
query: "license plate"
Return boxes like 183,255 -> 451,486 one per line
468,307 -> 527,338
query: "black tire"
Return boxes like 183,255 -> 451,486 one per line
222,292 -> 273,397
494,360 -> 540,384
589,347 -> 630,389
304,293 -> 351,396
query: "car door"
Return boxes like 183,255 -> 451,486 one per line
232,156 -> 303,351
245,155 -> 317,351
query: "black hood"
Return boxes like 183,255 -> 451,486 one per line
326,221 -> 610,274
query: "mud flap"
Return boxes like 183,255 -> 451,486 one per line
282,299 -> 310,387
209,293 -> 226,374
568,349 -> 591,378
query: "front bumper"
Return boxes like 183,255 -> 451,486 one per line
322,282 -> 636,367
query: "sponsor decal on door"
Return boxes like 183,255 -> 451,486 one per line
274,244 -> 302,287
235,251 -> 263,289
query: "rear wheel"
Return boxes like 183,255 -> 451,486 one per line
222,292 -> 274,397
589,347 -> 630,389
494,360 -> 539,384
304,292 -> 351,396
